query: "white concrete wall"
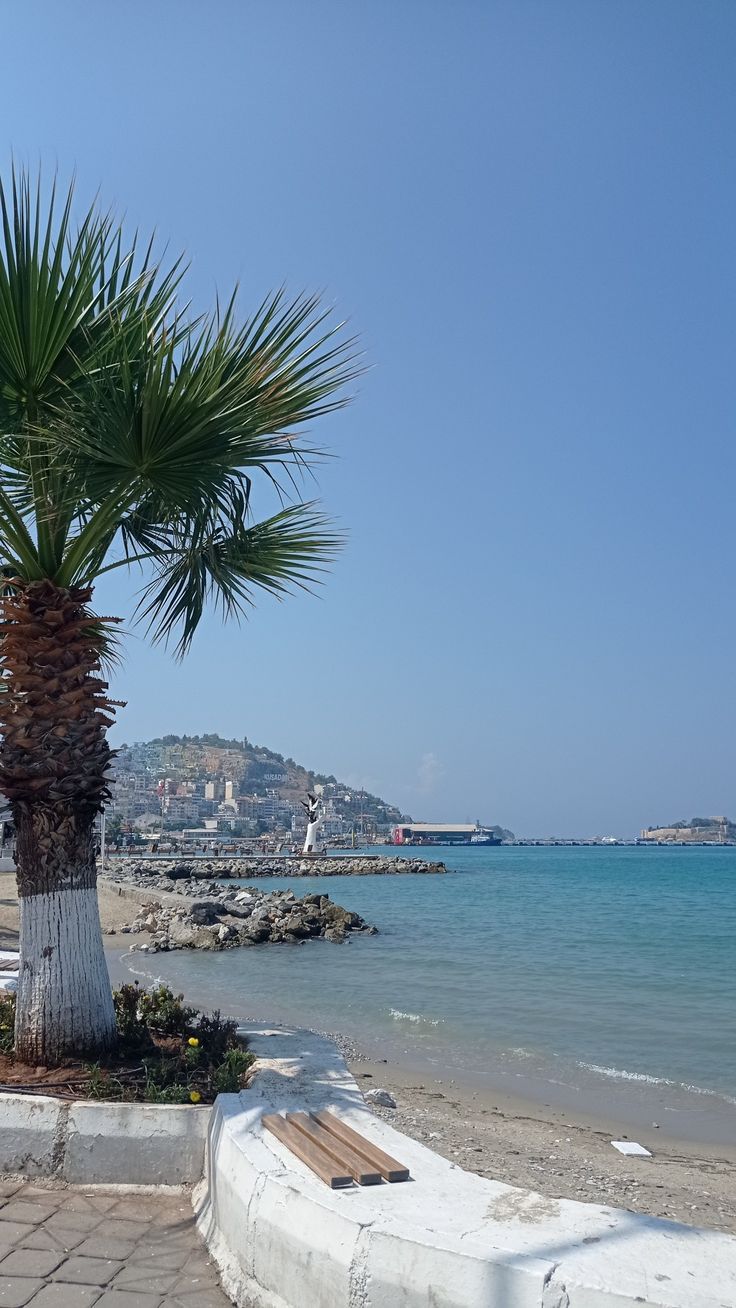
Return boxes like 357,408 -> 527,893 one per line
1,1026 -> 734,1306
0,1092 -> 209,1185
195,1026 -> 736,1308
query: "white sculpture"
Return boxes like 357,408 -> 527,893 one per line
301,791 -> 322,855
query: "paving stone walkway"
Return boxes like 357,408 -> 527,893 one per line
0,1179 -> 232,1307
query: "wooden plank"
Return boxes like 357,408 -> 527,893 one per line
286,1112 -> 382,1185
312,1111 -> 411,1182
262,1113 -> 353,1189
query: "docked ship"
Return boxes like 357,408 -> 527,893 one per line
392,823 -> 502,847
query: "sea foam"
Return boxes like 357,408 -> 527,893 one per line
579,1061 -> 736,1105
390,1008 -> 441,1026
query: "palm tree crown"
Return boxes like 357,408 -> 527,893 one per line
0,169 -> 358,653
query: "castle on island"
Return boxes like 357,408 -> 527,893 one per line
639,816 -> 735,844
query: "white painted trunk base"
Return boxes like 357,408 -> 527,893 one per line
17,887 -> 116,1060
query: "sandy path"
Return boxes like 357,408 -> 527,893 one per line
0,871 -> 159,950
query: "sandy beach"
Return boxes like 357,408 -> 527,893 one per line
346,1049 -> 736,1235
0,871 -> 733,1235
0,871 -> 145,950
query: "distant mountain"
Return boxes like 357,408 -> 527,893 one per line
484,825 -> 515,842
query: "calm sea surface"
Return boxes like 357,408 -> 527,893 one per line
116,845 -> 736,1141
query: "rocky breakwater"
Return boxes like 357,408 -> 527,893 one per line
109,854 -> 447,879
100,867 -> 377,953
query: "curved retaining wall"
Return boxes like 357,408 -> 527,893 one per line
194,1026 -> 736,1308
0,1031 -> 734,1306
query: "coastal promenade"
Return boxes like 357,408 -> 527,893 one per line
0,1182 -> 229,1307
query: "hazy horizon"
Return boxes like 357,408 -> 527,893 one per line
4,1 -> 734,838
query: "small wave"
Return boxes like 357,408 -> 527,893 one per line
579,1061 -> 736,1105
119,953 -> 165,987
389,1008 -> 441,1026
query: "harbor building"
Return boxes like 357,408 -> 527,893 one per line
392,823 -> 500,846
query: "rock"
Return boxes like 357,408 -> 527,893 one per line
165,862 -> 194,879
365,1088 -> 397,1108
187,901 -> 224,926
225,903 -> 253,919
100,860 -> 378,951
167,918 -> 200,948
323,925 -> 347,942
243,924 -> 270,944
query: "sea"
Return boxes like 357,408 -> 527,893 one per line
114,844 -> 736,1144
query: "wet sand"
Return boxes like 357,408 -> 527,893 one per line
346,1050 -> 736,1235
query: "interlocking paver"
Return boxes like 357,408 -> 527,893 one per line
11,1191 -> 62,1208
74,1239 -> 136,1263
95,1293 -> 162,1308
0,1277 -> 44,1306
0,1254 -> 63,1279
0,1185 -> 230,1308
0,1231 -> 34,1249
44,1212 -> 104,1237
19,1228 -> 84,1254
25,1286 -> 102,1306
26,1196 -> 115,1217
51,1257 -> 122,1286
125,1247 -> 184,1271
111,1269 -> 176,1295
92,1223 -> 148,1244
0,1207 -> 56,1229
170,1292 -> 227,1308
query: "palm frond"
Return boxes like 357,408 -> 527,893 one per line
135,503 -> 343,657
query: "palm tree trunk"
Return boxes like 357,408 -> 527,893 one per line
14,806 -> 116,1063
0,579 -> 120,1064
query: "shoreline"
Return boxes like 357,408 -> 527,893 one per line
106,943 -> 736,1236
0,872 -> 733,1233
344,1043 -> 736,1236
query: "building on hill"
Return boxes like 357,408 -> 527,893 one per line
109,735 -> 406,841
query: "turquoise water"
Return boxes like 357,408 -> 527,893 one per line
117,845 -> 736,1139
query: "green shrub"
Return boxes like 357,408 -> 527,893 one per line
0,992 -> 15,1055
113,982 -> 150,1047
84,1063 -> 135,1101
142,1064 -> 192,1104
193,1009 -> 239,1064
113,981 -> 196,1042
137,985 -> 196,1035
3,980 -> 252,1105
212,1047 -> 255,1094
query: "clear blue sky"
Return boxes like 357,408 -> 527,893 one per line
4,1 -> 735,836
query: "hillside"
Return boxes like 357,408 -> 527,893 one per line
113,733 -> 408,834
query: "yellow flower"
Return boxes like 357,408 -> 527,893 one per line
188,1037 -> 199,1047
190,1090 -> 202,1103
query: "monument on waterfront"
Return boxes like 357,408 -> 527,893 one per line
301,791 -> 322,855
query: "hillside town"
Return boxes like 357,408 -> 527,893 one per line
108,733 -> 407,847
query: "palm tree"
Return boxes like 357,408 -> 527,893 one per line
0,171 -> 357,1065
